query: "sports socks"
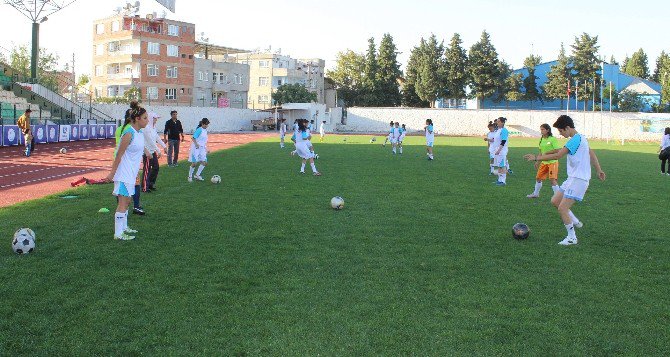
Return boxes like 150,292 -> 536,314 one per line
533,182 -> 542,195
188,166 -> 195,178
115,212 -> 125,237
564,223 -> 576,238
499,173 -> 507,183
552,185 -> 560,194
196,165 -> 205,176
310,162 -> 318,173
300,162 -> 306,173
568,210 -> 580,225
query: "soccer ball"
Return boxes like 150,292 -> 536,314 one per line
512,223 -> 530,240
313,153 -> 319,159
15,228 -> 36,241
59,148 -> 67,154
12,231 -> 35,255
211,175 -> 221,184
330,196 -> 344,210
370,137 -> 377,143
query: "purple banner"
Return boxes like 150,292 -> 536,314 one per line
106,124 -> 116,139
59,125 -> 71,142
79,124 -> 89,140
47,125 -> 59,143
3,125 -> 21,146
33,125 -> 47,144
70,125 -> 80,141
97,124 -> 106,139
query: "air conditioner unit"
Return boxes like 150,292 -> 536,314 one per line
146,13 -> 154,20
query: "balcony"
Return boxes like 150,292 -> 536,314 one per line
107,72 -> 140,80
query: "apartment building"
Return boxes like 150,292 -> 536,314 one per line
91,13 -> 195,105
228,53 -> 326,109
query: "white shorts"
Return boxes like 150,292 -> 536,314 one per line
426,141 -> 433,147
390,138 -> 398,144
489,152 -> 495,160
189,147 -> 207,163
494,154 -> 507,168
560,177 -> 590,201
113,181 -> 134,197
295,142 -> 313,159
398,135 -> 405,143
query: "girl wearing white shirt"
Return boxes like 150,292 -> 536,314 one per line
291,120 -> 321,176
659,127 -> 670,175
188,118 -> 210,182
106,106 -> 149,241
279,119 -> 287,148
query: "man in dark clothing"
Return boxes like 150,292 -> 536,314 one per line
163,110 -> 184,167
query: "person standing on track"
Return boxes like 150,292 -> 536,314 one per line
107,105 -> 149,240
17,108 -> 34,157
142,112 -> 167,191
164,110 -> 184,167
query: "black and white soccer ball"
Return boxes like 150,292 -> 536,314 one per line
370,137 -> 377,143
59,147 -> 67,154
211,175 -> 221,184
15,228 -> 36,241
12,229 -> 36,255
512,223 -> 530,240
313,153 -> 319,160
330,196 -> 344,210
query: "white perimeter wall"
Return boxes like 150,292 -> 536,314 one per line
93,104 -> 267,133
340,108 -> 670,142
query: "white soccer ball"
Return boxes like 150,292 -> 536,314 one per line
12,232 -> 35,255
330,196 -> 344,210
15,228 -> 36,241
211,175 -> 221,184
314,153 -> 319,160
59,148 -> 67,154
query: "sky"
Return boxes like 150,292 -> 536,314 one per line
0,0 -> 668,78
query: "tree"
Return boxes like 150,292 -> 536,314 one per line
543,43 -> 571,109
570,33 -> 601,109
361,37 -> 380,106
618,89 -> 649,112
9,44 -> 60,90
602,81 -> 619,109
652,51 -> 670,83
326,50 -> 366,107
625,48 -> 649,79
522,54 -> 543,108
621,55 -> 629,72
444,33 -> 468,100
492,60 -> 512,104
376,33 -> 402,107
77,74 -> 90,87
271,83 -> 317,105
505,73 -> 524,105
402,45 -> 430,107
415,35 -> 445,108
468,31 -> 501,109
609,55 -> 618,65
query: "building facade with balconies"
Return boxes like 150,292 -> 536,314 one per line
91,13 -> 195,105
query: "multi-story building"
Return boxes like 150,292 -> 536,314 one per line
91,13 -> 195,105
228,52 -> 326,109
193,43 -> 250,109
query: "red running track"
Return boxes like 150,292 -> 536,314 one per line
0,133 -> 275,208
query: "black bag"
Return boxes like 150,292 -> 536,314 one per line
659,147 -> 670,160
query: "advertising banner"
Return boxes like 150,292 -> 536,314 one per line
3,126 -> 21,146
47,125 -> 59,143
59,125 -> 71,142
33,124 -> 47,144
107,124 -> 116,139
70,125 -> 80,141
80,124 -> 89,140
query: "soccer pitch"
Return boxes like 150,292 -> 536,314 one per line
1,136 -> 668,355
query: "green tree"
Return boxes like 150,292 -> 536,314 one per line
505,73 -> 524,105
522,54 -> 543,108
570,33 -> 601,109
361,37 -> 380,106
468,30 -> 501,109
271,83 -> 317,105
543,43 -> 571,109
326,50 -> 366,107
77,74 -> 90,87
492,60 -> 512,104
652,51 -> 670,83
415,34 -> 445,108
9,44 -> 60,90
444,33 -> 468,100
625,48 -> 649,79
376,33 -> 402,107
602,81 -> 619,109
402,45 -> 429,107
618,89 -> 649,112
609,55 -> 618,65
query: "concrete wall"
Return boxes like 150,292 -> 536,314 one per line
93,103 -> 266,133
338,107 -> 670,142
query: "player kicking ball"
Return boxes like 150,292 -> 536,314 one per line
523,115 -> 606,246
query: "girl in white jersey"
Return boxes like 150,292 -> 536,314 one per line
484,121 -> 496,174
397,124 -> 406,154
425,119 -> 434,160
279,118 -> 287,148
524,115 -> 606,246
188,118 -> 210,182
659,127 -> 670,175
291,120 -> 321,176
106,106 -> 149,241
383,121 -> 394,146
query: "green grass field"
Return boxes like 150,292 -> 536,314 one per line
1,135 -> 668,355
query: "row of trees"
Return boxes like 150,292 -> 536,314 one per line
329,31 -> 669,111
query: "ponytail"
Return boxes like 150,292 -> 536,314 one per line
197,118 -> 210,128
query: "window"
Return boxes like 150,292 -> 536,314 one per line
198,71 -> 204,81
277,79 -> 283,86
233,93 -> 242,103
147,42 -> 160,55
259,60 -> 269,68
125,65 -> 133,77
147,64 -> 158,77
258,95 -> 269,103
235,74 -> 243,85
108,42 -> 120,53
168,24 -> 179,36
147,87 -> 158,100
166,88 -> 177,100
167,45 -> 178,57
108,64 -> 120,74
107,87 -> 118,97
96,23 -> 105,34
95,65 -> 102,77
259,77 -> 269,86
204,71 -> 208,81
95,44 -> 104,56
111,21 -> 119,32
167,66 -> 178,78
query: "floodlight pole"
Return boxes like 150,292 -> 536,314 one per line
31,21 -> 40,80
